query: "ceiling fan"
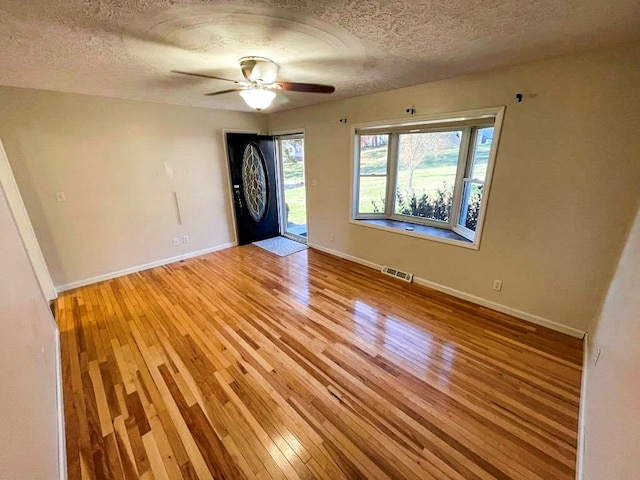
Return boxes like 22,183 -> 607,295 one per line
171,56 -> 336,111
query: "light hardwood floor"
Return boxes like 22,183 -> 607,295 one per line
57,246 -> 583,480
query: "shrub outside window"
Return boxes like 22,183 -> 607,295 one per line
353,107 -> 504,245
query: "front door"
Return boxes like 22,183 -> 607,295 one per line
226,133 -> 279,245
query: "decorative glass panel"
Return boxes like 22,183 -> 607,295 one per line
242,143 -> 268,222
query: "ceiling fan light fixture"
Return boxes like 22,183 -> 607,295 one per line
239,88 -> 276,111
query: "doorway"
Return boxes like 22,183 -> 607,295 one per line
277,134 -> 308,242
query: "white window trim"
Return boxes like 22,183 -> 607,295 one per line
350,106 -> 505,250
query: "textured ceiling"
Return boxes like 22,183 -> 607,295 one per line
0,0 -> 638,113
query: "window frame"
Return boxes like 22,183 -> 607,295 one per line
454,127 -> 491,240
389,126 -> 471,229
354,133 -> 391,219
351,106 -> 505,249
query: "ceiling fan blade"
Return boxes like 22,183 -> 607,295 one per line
204,88 -> 245,96
171,70 -> 240,83
273,91 -> 291,107
275,82 -> 335,93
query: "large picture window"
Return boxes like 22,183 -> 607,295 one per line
353,108 -> 504,246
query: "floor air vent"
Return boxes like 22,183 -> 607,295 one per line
381,266 -> 413,283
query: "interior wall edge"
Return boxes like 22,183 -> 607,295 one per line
308,242 -> 586,339
0,139 -> 57,301
0,174 -> 60,478
55,330 -> 66,480
55,242 -> 236,293
575,331 -> 589,480
585,195 -> 640,336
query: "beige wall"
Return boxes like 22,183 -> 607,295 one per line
0,87 -> 267,288
582,204 -> 640,479
0,183 -> 60,479
268,44 -> 640,333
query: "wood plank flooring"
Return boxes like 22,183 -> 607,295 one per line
57,246 -> 583,480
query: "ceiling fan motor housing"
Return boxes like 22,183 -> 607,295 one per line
239,56 -> 279,84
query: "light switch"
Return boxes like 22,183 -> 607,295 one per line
311,179 -> 318,187
55,192 -> 66,202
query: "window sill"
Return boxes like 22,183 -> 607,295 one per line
351,218 -> 478,249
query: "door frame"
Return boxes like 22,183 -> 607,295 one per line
272,129 -> 309,244
221,129 -> 262,246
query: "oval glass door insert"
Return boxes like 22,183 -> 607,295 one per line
241,143 -> 268,222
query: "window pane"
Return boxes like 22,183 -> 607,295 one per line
459,181 -> 484,232
394,131 -> 462,222
470,127 -> 493,181
358,176 -> 387,214
359,135 -> 389,175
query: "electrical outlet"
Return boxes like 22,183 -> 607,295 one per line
172,237 -> 180,246
329,233 -> 335,242
182,235 -> 189,244
493,279 -> 503,292
55,191 -> 66,202
594,347 -> 602,366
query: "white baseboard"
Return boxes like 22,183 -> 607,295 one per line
308,243 -> 382,270
575,332 -> 589,479
56,242 -> 236,293
308,242 -> 586,339
412,276 -> 585,338
55,329 -> 67,480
